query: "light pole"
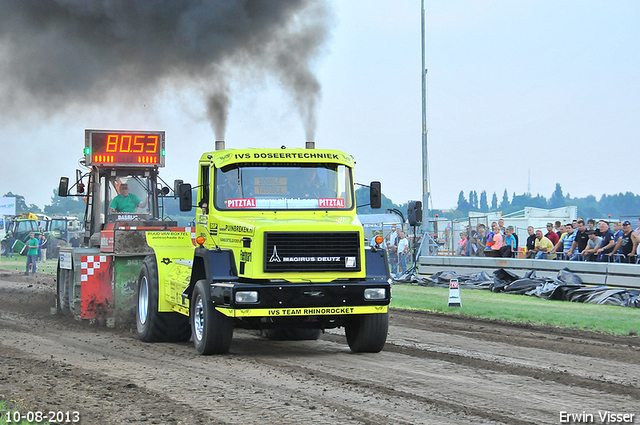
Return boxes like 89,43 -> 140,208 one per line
421,0 -> 430,234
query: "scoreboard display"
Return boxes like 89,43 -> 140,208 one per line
84,130 -> 165,167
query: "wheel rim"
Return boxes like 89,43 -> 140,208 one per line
193,295 -> 205,342
138,276 -> 149,325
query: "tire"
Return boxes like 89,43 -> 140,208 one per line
191,279 -> 233,355
136,255 -> 191,342
345,312 -> 389,353
265,328 -> 322,341
1,242 -> 6,256
57,267 -> 69,314
66,265 -> 77,315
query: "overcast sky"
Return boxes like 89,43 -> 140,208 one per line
1,1 -> 638,212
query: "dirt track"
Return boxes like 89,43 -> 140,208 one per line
1,269 -> 639,425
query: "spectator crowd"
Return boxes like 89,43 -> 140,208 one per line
456,218 -> 640,264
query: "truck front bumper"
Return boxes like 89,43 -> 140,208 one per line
209,280 -> 390,318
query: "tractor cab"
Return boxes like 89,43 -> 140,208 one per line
58,130 -> 172,246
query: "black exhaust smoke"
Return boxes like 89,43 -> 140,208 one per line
0,1 -> 332,143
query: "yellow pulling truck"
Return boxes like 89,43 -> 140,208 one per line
142,146 -> 391,354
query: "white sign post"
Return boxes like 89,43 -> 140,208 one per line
448,279 -> 462,307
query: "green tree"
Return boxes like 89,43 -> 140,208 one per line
44,189 -> 86,217
549,183 -> 566,208
490,192 -> 498,210
499,189 -> 510,210
457,191 -> 470,212
479,190 -> 488,212
469,190 -> 478,209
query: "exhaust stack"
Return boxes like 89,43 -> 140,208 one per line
305,141 -> 315,149
215,140 -> 226,151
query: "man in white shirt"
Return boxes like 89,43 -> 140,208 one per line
397,231 -> 410,276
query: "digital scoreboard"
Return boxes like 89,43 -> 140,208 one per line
84,130 -> 165,167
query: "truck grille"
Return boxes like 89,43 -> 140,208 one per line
264,232 -> 361,272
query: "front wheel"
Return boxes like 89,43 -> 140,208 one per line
136,255 -> 190,342
345,312 -> 389,353
191,280 -> 233,355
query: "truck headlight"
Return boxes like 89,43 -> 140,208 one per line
364,288 -> 386,300
235,291 -> 259,303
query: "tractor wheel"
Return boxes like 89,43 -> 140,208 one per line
1,242 -> 5,256
345,312 -> 389,353
191,279 -> 233,355
136,256 -> 190,342
56,267 -> 69,314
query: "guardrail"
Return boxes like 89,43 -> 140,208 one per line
417,255 -> 640,290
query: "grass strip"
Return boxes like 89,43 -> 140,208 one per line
391,284 -> 640,336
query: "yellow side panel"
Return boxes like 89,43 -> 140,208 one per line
146,231 -> 195,312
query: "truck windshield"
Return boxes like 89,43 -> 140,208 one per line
214,163 -> 354,211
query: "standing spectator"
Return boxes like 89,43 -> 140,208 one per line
525,226 -> 537,258
613,222 -> 624,243
545,223 -> 560,247
469,224 -> 487,257
534,230 -> 554,259
370,230 -> 383,248
500,226 -> 516,258
4,232 -> 15,258
387,226 -> 399,275
609,221 -> 639,263
582,230 -> 602,261
457,232 -> 467,256
25,232 -> 39,276
70,233 -> 82,248
485,225 -> 503,257
554,221 -> 563,239
568,220 -> 590,261
39,234 -> 48,261
397,231 -> 409,276
497,219 -> 505,234
587,219 -> 598,235
484,222 -> 497,253
595,220 -> 615,262
551,223 -> 575,259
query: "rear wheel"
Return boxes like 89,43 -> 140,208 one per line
56,267 -> 69,314
136,256 -> 190,342
345,312 -> 389,353
191,280 -> 233,354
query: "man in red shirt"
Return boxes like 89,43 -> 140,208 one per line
545,223 -> 559,247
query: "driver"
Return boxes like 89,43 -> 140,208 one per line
296,168 -> 323,198
109,183 -> 148,213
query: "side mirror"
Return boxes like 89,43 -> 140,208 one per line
369,181 -> 382,209
407,200 -> 423,226
179,183 -> 193,212
58,177 -> 69,197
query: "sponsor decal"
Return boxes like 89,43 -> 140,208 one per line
318,198 -> 345,208
240,251 -> 252,262
216,305 -> 387,317
220,224 -> 253,234
268,245 -> 347,263
226,198 -> 256,208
